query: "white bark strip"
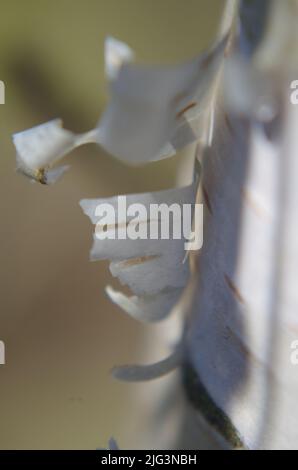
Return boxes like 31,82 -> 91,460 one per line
112,345 -> 184,382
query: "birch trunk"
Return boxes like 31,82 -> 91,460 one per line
183,0 -> 298,450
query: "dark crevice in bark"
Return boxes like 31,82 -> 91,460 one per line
183,362 -> 245,449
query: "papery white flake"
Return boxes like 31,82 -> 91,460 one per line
13,34 -> 228,182
105,36 -> 134,80
97,34 -> 228,163
80,179 -> 197,322
13,119 -> 75,183
13,119 -> 96,183
105,285 -> 183,323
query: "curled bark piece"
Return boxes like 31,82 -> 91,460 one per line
112,345 -> 184,382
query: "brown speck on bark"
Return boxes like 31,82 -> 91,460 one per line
176,102 -> 197,119
96,218 -> 150,235
118,255 -> 160,268
224,274 -> 245,304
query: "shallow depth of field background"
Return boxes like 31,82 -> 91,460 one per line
0,0 -> 222,449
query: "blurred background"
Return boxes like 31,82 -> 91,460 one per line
0,0 -> 222,449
